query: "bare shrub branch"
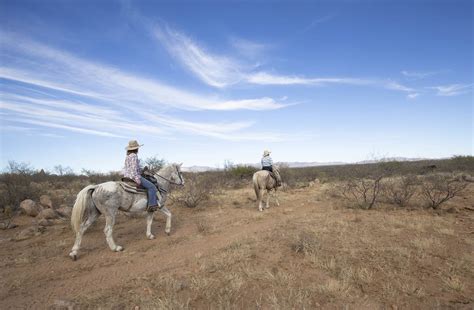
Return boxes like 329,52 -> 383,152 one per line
382,175 -> 419,207
170,174 -> 211,208
421,173 -> 468,209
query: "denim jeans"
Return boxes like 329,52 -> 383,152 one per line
140,176 -> 158,207
262,166 -> 273,172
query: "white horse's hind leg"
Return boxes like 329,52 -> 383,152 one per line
258,189 -> 265,211
69,207 -> 99,260
159,207 -> 172,235
265,190 -> 271,209
104,212 -> 123,252
146,212 -> 155,240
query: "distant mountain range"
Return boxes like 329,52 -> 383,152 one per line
182,157 -> 428,172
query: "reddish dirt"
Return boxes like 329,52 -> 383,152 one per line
0,185 -> 473,309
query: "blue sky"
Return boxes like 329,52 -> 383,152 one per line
0,0 -> 472,172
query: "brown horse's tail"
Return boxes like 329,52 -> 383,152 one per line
71,185 -> 97,233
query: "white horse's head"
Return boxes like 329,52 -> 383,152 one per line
155,163 -> 185,186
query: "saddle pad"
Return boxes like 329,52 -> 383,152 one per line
119,182 -> 147,194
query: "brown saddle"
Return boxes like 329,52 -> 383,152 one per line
120,178 -> 147,194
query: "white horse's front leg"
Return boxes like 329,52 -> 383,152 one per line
159,207 -> 172,235
272,190 -> 280,207
146,212 -> 155,240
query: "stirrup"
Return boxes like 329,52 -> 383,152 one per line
146,205 -> 158,212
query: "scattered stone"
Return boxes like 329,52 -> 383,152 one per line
38,219 -> 54,226
446,207 -> 459,214
40,195 -> 53,209
14,226 -> 44,241
37,208 -> 59,220
19,199 -> 43,217
57,206 -> 72,218
463,174 -> 474,182
0,221 -> 18,230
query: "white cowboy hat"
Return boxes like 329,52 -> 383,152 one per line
263,150 -> 271,156
125,140 -> 143,151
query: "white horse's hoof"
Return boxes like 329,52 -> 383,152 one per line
166,231 -> 170,236
147,234 -> 155,240
114,246 -> 124,252
69,252 -> 77,261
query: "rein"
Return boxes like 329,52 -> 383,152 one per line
155,166 -> 184,186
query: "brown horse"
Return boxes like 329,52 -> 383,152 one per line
252,167 -> 281,211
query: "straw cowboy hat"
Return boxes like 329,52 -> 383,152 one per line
125,140 -> 143,151
263,150 -> 271,156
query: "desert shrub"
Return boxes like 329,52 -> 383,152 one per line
144,155 -> 166,173
421,173 -> 468,209
80,169 -> 121,184
340,176 -> 383,209
0,161 -> 40,210
382,175 -> 419,207
227,165 -> 258,179
337,161 -> 399,209
171,174 -> 211,208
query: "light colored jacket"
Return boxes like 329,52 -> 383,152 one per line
261,155 -> 273,167
123,153 -> 142,184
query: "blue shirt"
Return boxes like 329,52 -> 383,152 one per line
261,155 -> 273,167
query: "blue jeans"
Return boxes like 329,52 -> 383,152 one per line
140,176 -> 158,207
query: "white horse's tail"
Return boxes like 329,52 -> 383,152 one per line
71,185 -> 97,233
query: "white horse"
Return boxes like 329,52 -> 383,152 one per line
69,163 -> 184,260
252,167 -> 281,211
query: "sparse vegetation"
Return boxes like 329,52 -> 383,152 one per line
170,174 -> 211,208
421,173 -> 468,209
382,175 -> 419,207
0,157 -> 473,309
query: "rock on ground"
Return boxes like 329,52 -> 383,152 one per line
20,199 -> 43,217
57,206 -> 72,218
38,219 -> 54,226
39,195 -> 54,209
37,208 -> 59,220
14,226 -> 45,241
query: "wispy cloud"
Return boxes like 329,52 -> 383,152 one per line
229,37 -> 269,59
154,25 -> 248,88
401,70 -> 438,80
428,83 -> 473,96
0,32 -> 292,141
152,24 -> 425,99
302,14 -> 336,33
0,32 -> 286,111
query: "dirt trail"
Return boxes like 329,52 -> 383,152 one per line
0,188 -> 309,308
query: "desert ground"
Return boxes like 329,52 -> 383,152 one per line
1,179 -> 473,309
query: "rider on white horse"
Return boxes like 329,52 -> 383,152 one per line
123,140 -> 160,212
261,150 -> 281,186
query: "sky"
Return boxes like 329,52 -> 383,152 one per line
0,0 -> 472,172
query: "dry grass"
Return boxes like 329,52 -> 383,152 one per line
1,180 -> 473,309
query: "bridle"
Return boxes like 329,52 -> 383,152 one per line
155,166 -> 185,186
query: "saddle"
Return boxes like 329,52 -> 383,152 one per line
120,178 -> 147,194
119,175 -> 167,195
